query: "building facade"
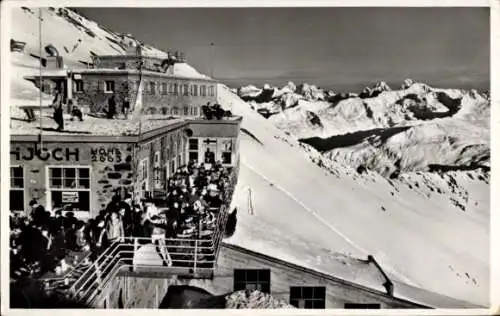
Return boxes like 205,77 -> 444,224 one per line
14,49 -> 236,218
25,52 -> 217,117
10,117 -> 242,219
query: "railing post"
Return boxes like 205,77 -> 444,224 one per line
94,261 -> 103,292
155,284 -> 159,307
194,240 -> 198,274
133,237 -> 138,272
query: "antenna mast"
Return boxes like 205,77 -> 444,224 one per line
38,8 -> 43,149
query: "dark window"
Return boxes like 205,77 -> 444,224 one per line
200,85 -> 206,96
188,138 -> 199,163
191,85 -> 198,96
184,106 -> 189,116
344,303 -> 381,309
48,166 -> 91,212
10,190 -> 24,212
10,166 -> 24,211
189,138 -> 198,150
222,152 -> 232,164
209,86 -> 215,96
161,82 -> 168,95
149,81 -> 156,95
105,80 -> 115,93
188,152 -> 198,162
74,80 -> 84,92
11,166 -> 24,188
290,286 -> 326,309
173,83 -> 178,95
170,160 -> 175,174
233,269 -> 271,294
183,84 -> 189,96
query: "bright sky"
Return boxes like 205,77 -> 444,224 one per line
75,7 -> 490,92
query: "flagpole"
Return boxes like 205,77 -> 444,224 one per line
210,42 -> 215,79
138,50 -> 143,136
38,8 -> 43,149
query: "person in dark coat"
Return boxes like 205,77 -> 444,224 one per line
52,88 -> 64,131
91,217 -> 107,260
224,208 -> 238,238
105,94 -> 117,119
68,99 -> 84,121
106,195 -> 122,214
122,96 -> 130,119
29,199 -> 47,227
204,148 -> 215,164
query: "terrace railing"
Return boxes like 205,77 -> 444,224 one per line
52,157 -> 240,306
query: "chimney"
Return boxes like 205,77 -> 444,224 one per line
46,56 -> 64,69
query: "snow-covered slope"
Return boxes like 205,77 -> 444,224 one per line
10,7 -> 208,105
218,85 -> 489,307
9,7 -> 489,307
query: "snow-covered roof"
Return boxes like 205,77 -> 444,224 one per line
24,69 -> 68,79
9,112 -> 187,137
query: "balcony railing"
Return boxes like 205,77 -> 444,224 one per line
44,157 -> 240,306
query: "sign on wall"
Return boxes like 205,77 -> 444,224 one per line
90,147 -> 123,163
62,191 -> 79,203
10,147 -> 80,161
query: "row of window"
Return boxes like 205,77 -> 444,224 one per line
10,166 -> 91,213
150,105 -> 200,117
74,79 -> 215,97
233,269 -> 381,309
146,81 -> 215,97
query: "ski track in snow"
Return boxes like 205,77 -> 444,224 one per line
240,157 -> 421,288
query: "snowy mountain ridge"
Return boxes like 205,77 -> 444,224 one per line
8,6 -> 490,307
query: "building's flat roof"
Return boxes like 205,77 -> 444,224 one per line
24,68 -> 215,82
94,55 -> 165,60
10,112 -> 186,139
10,107 -> 242,142
23,69 -> 68,79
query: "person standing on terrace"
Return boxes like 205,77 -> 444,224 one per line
105,94 -> 117,119
105,211 -> 124,245
52,87 -> 64,131
122,96 -> 130,119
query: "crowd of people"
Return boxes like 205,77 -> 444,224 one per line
201,102 -> 232,120
10,160 -> 236,280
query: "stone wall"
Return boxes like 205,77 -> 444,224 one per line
73,73 -> 216,116
10,141 -> 135,218
95,274 -> 179,308
92,143 -> 136,213
133,127 -> 188,197
73,73 -> 137,114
